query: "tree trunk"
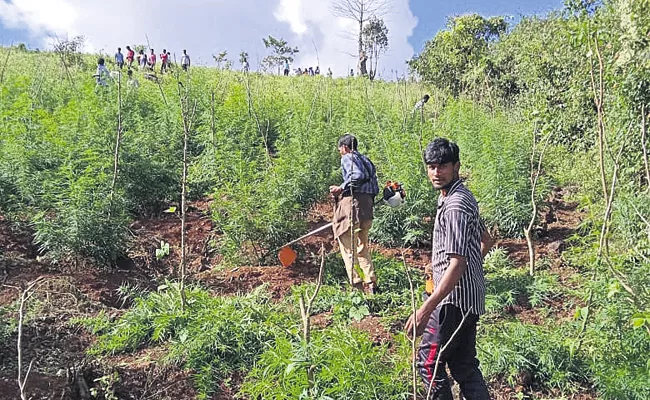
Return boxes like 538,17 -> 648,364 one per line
358,9 -> 364,57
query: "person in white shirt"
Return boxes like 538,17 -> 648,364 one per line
127,69 -> 139,89
412,94 -> 431,114
181,49 -> 191,71
139,50 -> 147,70
94,57 -> 111,86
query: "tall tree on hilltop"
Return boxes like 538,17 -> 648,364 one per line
362,16 -> 389,80
331,0 -> 390,58
261,36 -> 299,74
408,14 -> 506,95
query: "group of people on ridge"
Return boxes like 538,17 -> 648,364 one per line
113,46 -> 191,73
95,47 -> 192,86
294,65 -> 332,77
331,125 -> 492,398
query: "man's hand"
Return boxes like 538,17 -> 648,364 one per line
404,305 -> 433,338
329,185 -> 343,196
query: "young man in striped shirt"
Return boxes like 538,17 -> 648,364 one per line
405,138 -> 493,399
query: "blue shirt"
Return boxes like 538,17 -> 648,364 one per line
340,151 -> 379,196
115,52 -> 124,63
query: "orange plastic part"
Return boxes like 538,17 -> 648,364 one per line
425,278 -> 435,295
278,246 -> 297,267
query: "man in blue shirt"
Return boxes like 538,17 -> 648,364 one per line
115,47 -> 124,70
329,134 -> 380,294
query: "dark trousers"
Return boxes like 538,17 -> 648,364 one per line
417,303 -> 490,400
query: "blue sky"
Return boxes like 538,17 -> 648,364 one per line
408,0 -> 565,52
0,0 -> 565,76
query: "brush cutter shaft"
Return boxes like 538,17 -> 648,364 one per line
279,222 -> 333,249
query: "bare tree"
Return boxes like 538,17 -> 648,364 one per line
330,0 -> 390,59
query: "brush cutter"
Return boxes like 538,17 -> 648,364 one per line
277,181 -> 407,267
277,222 -> 332,267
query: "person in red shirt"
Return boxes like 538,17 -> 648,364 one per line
126,46 -> 135,69
148,49 -> 156,71
160,49 -> 169,73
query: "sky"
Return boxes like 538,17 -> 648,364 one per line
0,0 -> 565,78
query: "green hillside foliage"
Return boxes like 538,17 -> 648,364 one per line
0,47 -> 536,265
1,0 -> 649,398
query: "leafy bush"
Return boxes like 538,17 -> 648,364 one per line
32,192 -> 130,265
81,282 -> 294,398
291,253 -> 425,322
480,321 -> 590,392
526,272 -> 561,308
240,327 -> 411,399
484,248 -> 529,315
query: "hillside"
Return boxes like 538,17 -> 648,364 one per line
1,4 -> 649,396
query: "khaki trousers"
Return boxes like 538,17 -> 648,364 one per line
337,219 -> 376,285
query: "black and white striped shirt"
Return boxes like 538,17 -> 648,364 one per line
431,179 -> 486,315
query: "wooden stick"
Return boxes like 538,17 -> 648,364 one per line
401,249 -> 419,400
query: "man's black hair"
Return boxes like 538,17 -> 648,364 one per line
423,94 -> 430,102
118,47 -> 121,51
97,57 -> 105,65
424,138 -> 460,165
338,134 -> 358,151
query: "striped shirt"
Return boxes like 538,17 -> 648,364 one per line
431,179 -> 486,315
340,151 -> 379,196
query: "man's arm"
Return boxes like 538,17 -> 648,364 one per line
481,229 -> 494,258
404,255 -> 467,336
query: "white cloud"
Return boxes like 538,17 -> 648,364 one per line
274,0 -> 417,78
0,0 -> 417,77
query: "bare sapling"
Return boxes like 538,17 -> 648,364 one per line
524,125 -> 553,276
16,277 -> 46,400
641,104 -> 649,192
176,77 -> 198,309
243,72 -> 271,165
110,71 -> 123,197
362,79 -> 383,137
211,90 -> 216,149
0,43 -> 13,84
589,35 -> 609,204
418,95 -> 426,171
578,144 -> 634,349
401,250 -> 418,400
52,35 -> 75,89
298,245 -> 326,394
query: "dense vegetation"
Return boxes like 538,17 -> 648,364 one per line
0,0 -> 649,398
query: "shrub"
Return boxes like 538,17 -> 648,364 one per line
82,282 -> 294,398
480,321 -> 590,392
240,327 -> 411,399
